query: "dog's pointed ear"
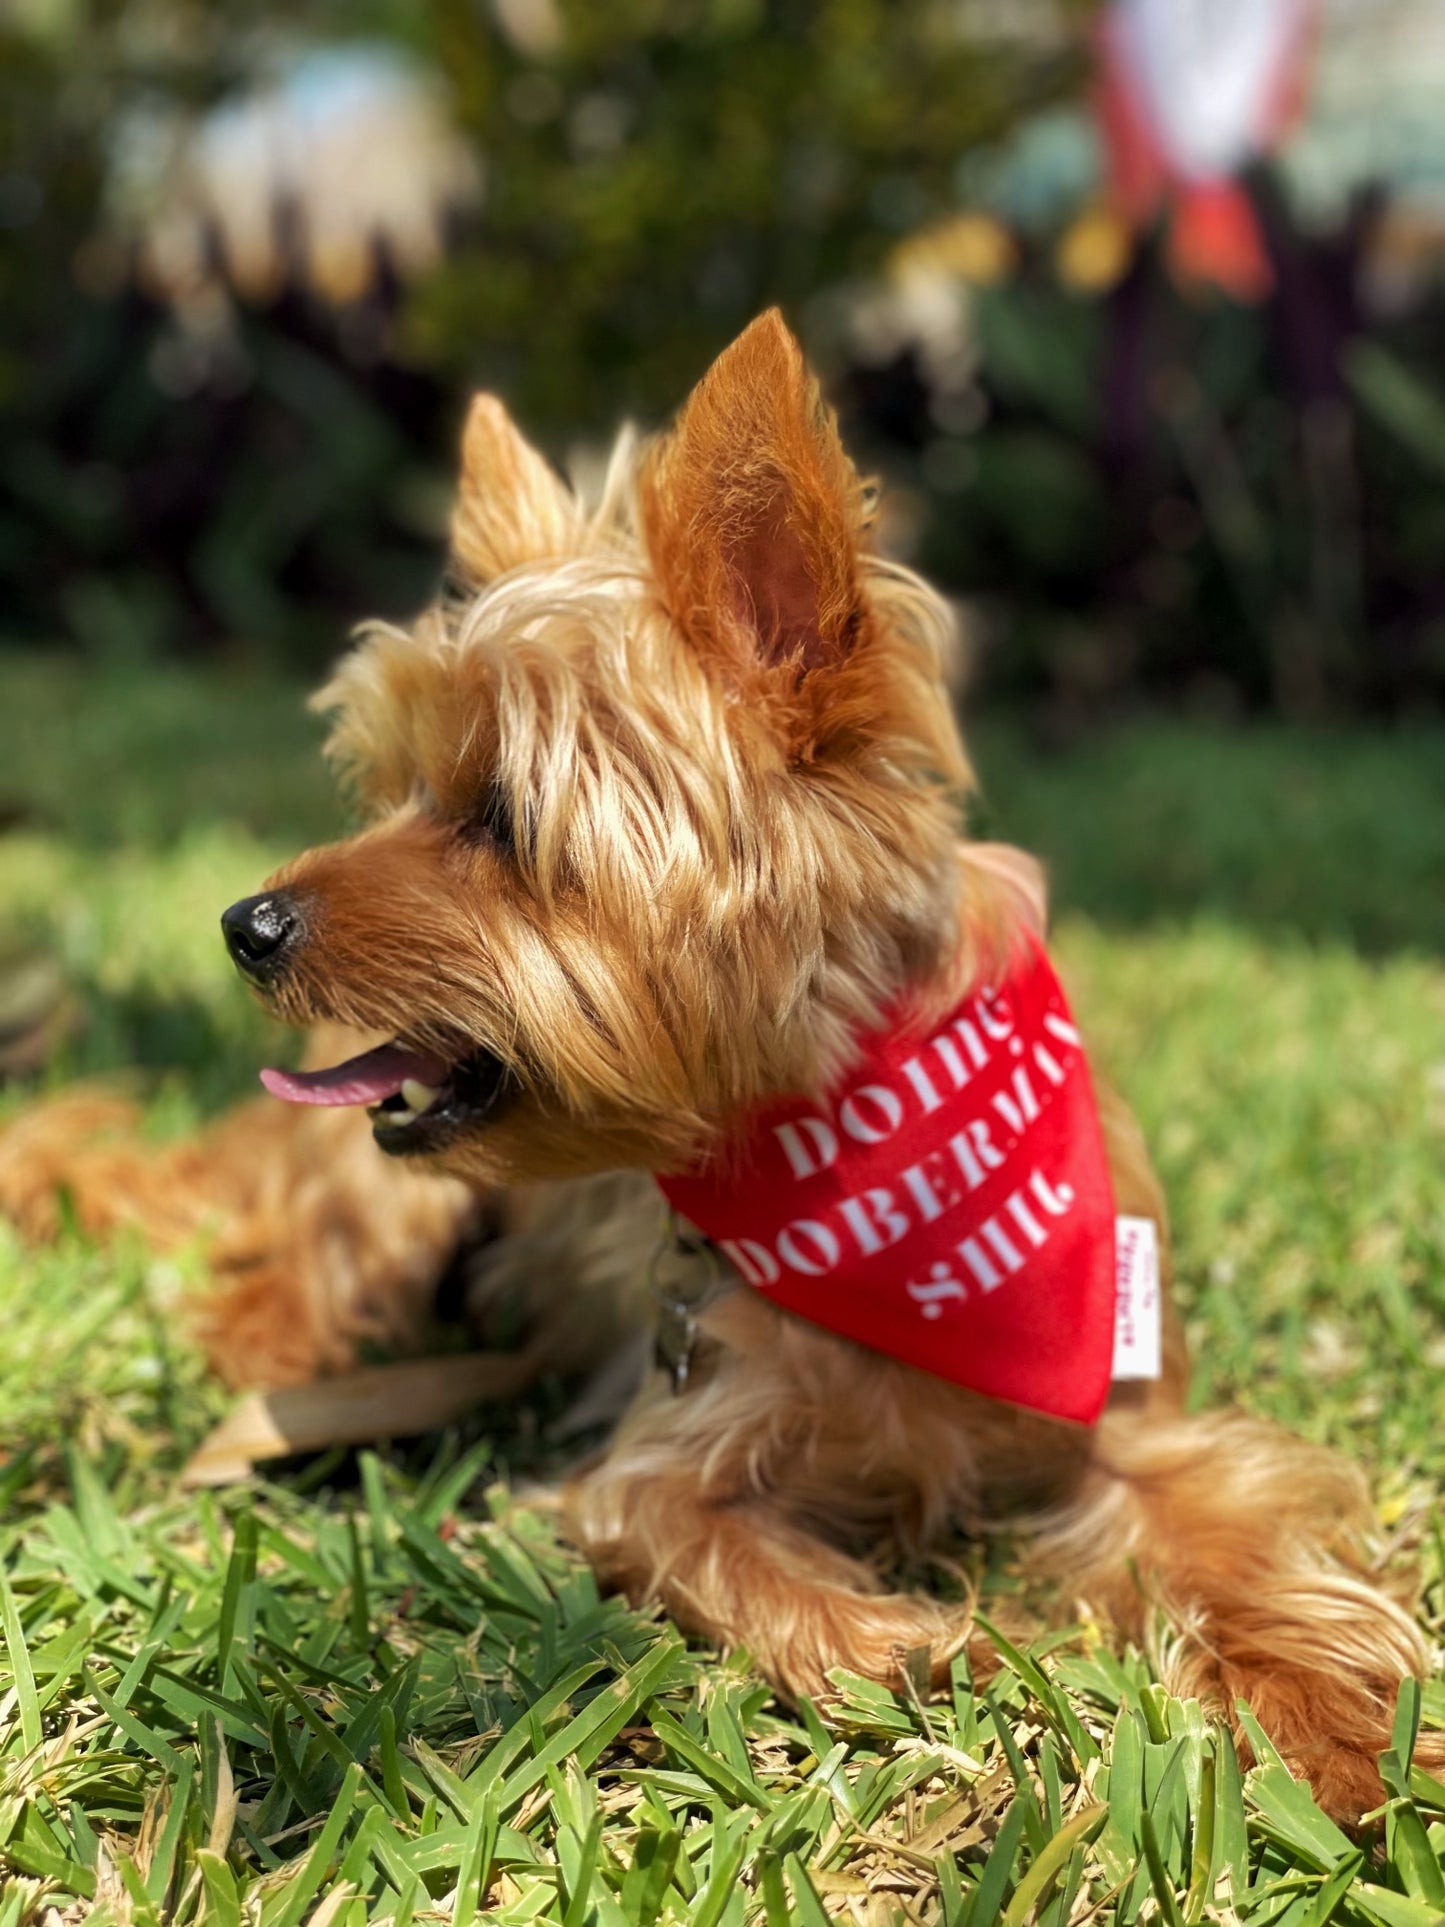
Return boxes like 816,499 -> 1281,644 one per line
450,394 -> 578,583
641,310 -> 869,688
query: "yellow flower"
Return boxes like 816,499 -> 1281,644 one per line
1056,203 -> 1133,294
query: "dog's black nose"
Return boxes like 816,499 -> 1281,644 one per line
221,893 -> 302,979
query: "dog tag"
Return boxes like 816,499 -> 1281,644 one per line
653,1297 -> 699,1394
1112,1215 -> 1161,1381
648,1215 -> 727,1395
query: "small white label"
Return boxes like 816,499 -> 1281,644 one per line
1112,1215 -> 1161,1381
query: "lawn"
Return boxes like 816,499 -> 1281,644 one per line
1,648 -> 1444,1925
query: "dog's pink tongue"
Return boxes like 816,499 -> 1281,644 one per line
260,1043 -> 449,1108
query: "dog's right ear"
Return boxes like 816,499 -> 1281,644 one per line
450,394 -> 578,583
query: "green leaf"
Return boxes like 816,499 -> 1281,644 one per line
758,1849 -> 789,1927
1353,1883 -> 1445,1927
1000,1803 -> 1107,1927
559,1808 -> 604,1927
985,1691 -> 1045,1851
1096,1703 -> 1145,1886
974,1613 -> 1099,1764
87,1668 -> 187,1778
268,1760 -> 365,1927
116,1854 -> 165,1927
690,1811 -> 754,1927
621,1823 -> 681,1926
492,1635 -> 686,1815
215,1511 -> 258,1693
936,1848 -> 968,1927
1139,1683 -> 1172,1746
345,1515 -> 369,1649
1392,1680 -> 1423,1770
378,1702 -> 411,1821
0,1562 -> 42,1756
1183,1738 -> 1216,1924
648,1707 -> 771,1811
413,1736 -> 481,1823
4,1819 -> 98,1898
784,1851 -> 833,1927
1299,1850 -> 1365,1927
967,1793 -> 1030,1927
1245,1762 -> 1355,1875
451,1787 -> 500,1927
63,1443 -> 126,1560
1347,342 -> 1445,482
1381,1679 -> 1424,1803
1139,1806 -> 1185,1927
706,1688 -> 757,1784
1235,1701 -> 1290,1774
195,1848 -> 242,1927
358,1453 -> 393,1576
463,1659 -> 607,1800
143,1765 -> 193,1908
146,1663 -> 269,1750
1384,1797 -> 1445,1908
335,1802 -> 393,1893
1212,1727 -> 1250,1907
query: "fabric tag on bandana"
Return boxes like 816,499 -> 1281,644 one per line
1111,1214 -> 1162,1381
657,931 -> 1119,1427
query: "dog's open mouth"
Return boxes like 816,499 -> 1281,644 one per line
259,1040 -> 512,1155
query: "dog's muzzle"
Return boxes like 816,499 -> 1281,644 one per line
221,892 -> 303,982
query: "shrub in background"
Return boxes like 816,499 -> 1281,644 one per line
3,0 -> 1444,716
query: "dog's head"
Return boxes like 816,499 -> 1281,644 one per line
223,311 -> 977,1184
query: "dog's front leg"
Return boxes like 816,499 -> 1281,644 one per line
563,1293 -> 982,1700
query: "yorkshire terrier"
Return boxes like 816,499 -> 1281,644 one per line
2,312 -> 1436,1818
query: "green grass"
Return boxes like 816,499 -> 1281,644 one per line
973,714 -> 1445,955
2,647 -> 1445,1924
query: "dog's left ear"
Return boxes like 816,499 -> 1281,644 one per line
641,310 -> 869,697
450,393 -> 579,583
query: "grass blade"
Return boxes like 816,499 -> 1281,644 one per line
1139,1806 -> 1185,1927
1000,1803 -> 1107,1927
967,1792 -> 1030,1927
0,1564 -> 42,1756
451,1787 -> 500,1927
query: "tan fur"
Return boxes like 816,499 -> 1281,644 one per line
0,1030 -> 476,1386
1,310 -> 1436,1818
452,394 -> 584,585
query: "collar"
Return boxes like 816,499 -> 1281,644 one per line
654,928 -> 1118,1426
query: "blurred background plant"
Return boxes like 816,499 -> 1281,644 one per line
3,0 -> 1445,715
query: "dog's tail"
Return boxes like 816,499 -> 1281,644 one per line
1024,1403 -> 1439,1820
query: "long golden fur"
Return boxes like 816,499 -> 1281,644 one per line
2,311 -> 1436,1819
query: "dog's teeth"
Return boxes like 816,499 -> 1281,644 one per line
400,1079 -> 440,1115
387,1106 -> 416,1127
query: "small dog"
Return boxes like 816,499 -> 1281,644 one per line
3,312 -> 1436,1817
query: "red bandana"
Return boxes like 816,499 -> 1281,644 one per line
656,932 -> 1118,1426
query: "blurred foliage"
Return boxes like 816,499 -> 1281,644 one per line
2,0 -> 1445,714
405,1 -> 1072,425
0,0 -> 1070,665
894,247 -> 1445,719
